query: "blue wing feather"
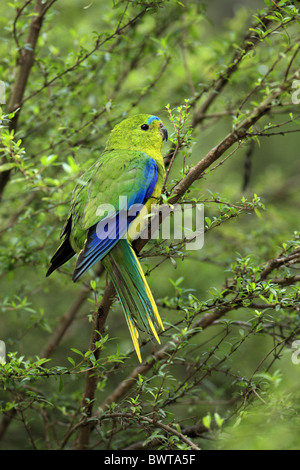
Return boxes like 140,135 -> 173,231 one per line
72,158 -> 157,281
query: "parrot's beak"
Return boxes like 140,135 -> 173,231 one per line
159,122 -> 168,141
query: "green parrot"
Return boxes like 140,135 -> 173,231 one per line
46,114 -> 168,362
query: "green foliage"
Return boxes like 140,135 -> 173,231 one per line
0,0 -> 300,451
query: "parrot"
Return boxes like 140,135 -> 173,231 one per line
46,114 -> 168,362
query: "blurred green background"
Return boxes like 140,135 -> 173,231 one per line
0,0 -> 299,450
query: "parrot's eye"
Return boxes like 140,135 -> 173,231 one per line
140,124 -> 149,131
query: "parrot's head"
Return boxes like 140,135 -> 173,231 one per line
106,114 -> 168,156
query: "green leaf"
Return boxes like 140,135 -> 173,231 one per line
202,413 -> 212,429
67,357 -> 75,366
214,412 -> 225,428
0,163 -> 15,172
70,348 -> 84,356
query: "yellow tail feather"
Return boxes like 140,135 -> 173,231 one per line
127,317 -> 142,363
131,248 -> 165,332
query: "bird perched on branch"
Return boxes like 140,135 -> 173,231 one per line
46,114 -> 168,362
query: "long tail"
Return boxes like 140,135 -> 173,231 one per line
102,239 -> 164,362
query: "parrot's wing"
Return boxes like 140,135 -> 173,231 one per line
71,150 -> 157,281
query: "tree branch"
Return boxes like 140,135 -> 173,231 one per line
0,0 -> 54,199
